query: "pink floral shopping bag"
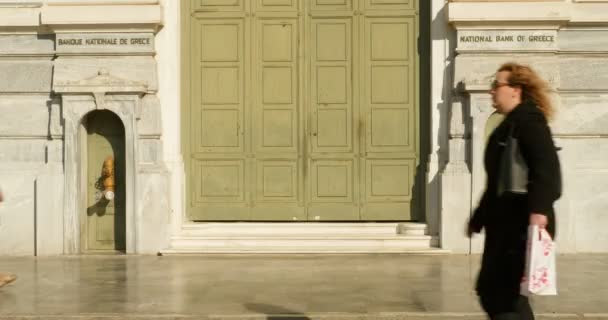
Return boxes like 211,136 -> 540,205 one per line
520,224 -> 557,296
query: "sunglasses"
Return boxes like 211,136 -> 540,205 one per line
491,80 -> 510,90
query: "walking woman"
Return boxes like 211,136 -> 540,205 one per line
467,62 -> 562,320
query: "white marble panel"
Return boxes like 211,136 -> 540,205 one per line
0,60 -> 53,92
0,96 -> 51,137
441,167 -> 472,253
46,1 -> 156,4
560,57 -> 608,91
0,140 -> 47,163
0,34 -> 54,54
49,99 -> 62,138
136,170 -> 170,254
53,56 -> 158,91
560,30 -> 608,52
571,171 -> 608,252
553,95 -> 608,136
558,138 -> 608,171
35,172 -> 64,255
0,6 -> 40,27
138,94 -> 162,136
448,2 -> 569,24
454,55 -> 559,90
41,4 -> 162,26
46,140 -> 63,164
555,138 -> 608,252
138,139 -> 162,164
0,173 -> 35,255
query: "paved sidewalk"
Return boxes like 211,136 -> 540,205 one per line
0,254 -> 607,319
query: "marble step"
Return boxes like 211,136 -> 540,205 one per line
163,235 -> 443,254
177,222 -> 429,237
162,222 -> 440,254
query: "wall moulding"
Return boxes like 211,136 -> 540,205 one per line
44,0 -> 158,5
449,2 -> 608,26
0,2 -> 162,31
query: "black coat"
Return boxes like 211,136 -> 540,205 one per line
469,100 -> 562,296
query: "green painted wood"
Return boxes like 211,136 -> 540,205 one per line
85,111 -> 126,252
183,0 -> 420,221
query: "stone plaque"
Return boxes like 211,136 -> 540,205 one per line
56,33 -> 154,54
457,30 -> 558,51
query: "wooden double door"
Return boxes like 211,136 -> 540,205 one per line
184,0 -> 419,221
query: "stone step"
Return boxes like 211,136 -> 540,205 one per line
163,222 -> 439,254
163,234 -> 443,254
178,222 -> 428,236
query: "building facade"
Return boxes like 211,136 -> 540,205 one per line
0,0 -> 606,255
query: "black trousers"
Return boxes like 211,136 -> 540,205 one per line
479,294 -> 534,320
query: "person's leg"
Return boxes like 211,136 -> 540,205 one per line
0,272 -> 17,288
515,295 -> 534,320
491,312 -> 520,320
486,295 -> 534,320
480,293 -> 534,320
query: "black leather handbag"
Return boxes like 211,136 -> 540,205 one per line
497,124 -> 529,196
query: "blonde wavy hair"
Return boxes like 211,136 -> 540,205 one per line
498,62 -> 554,120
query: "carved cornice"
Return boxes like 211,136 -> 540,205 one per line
54,68 -> 147,94
54,68 -> 147,111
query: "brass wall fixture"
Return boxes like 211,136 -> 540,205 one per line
101,156 -> 115,200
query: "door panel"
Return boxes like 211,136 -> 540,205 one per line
195,19 -> 245,155
254,18 -> 299,154
251,13 -> 305,221
310,18 -> 354,154
308,158 -> 358,220
190,12 -> 249,220
364,17 -> 415,154
308,13 -> 359,220
361,13 -> 417,219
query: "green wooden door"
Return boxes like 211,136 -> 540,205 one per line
85,111 -> 126,252
184,0 -> 418,221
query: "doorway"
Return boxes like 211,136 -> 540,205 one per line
83,110 -> 126,253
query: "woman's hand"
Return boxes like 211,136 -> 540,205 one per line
529,213 -> 548,229
466,223 -> 474,238
466,220 -> 481,238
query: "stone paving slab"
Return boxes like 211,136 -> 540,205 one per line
0,254 -> 606,319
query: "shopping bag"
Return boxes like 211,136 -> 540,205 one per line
520,224 -> 557,296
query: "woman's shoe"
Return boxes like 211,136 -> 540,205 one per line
0,273 -> 16,288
